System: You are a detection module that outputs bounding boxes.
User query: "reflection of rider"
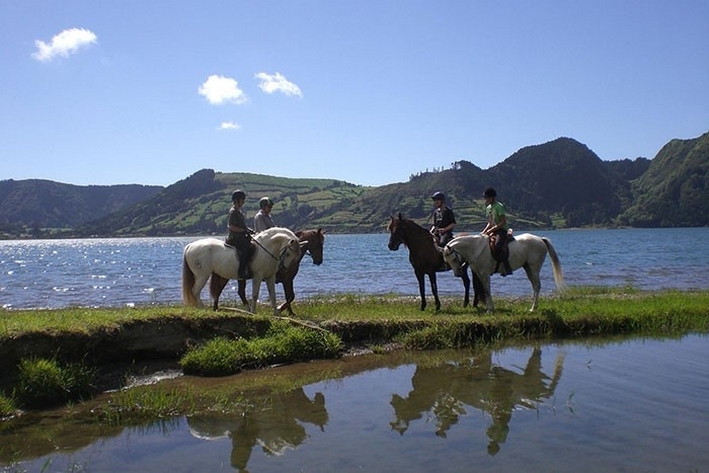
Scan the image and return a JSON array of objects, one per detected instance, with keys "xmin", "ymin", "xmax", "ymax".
[
  {"xmin": 390, "ymin": 347, "xmax": 565, "ymax": 456},
  {"xmin": 429, "ymin": 191, "xmax": 456, "ymax": 247},
  {"xmin": 187, "ymin": 389, "xmax": 328, "ymax": 473},
  {"xmin": 226, "ymin": 189, "xmax": 254, "ymax": 280},
  {"xmin": 481, "ymin": 187, "xmax": 513, "ymax": 276}
]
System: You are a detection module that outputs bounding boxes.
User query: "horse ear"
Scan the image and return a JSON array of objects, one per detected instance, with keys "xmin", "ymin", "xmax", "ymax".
[{"xmin": 398, "ymin": 212, "xmax": 403, "ymax": 219}]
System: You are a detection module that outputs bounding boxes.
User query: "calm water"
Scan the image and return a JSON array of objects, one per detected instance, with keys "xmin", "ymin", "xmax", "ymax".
[
  {"xmin": 2, "ymin": 228, "xmax": 709, "ymax": 310},
  {"xmin": 3, "ymin": 335, "xmax": 708, "ymax": 472}
]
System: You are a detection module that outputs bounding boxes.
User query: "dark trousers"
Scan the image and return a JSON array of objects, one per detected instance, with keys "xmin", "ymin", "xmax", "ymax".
[
  {"xmin": 493, "ymin": 229, "xmax": 512, "ymax": 274},
  {"xmin": 226, "ymin": 236, "xmax": 254, "ymax": 278}
]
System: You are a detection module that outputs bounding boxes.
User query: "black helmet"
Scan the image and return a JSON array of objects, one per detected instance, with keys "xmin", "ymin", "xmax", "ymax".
[
  {"xmin": 231, "ymin": 189, "xmax": 246, "ymax": 202},
  {"xmin": 431, "ymin": 191, "xmax": 445, "ymax": 201},
  {"xmin": 483, "ymin": 187, "xmax": 497, "ymax": 198}
]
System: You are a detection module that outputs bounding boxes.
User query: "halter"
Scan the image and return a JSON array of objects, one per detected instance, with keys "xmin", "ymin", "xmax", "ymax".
[
  {"xmin": 251, "ymin": 236, "xmax": 298, "ymax": 273},
  {"xmin": 446, "ymin": 247, "xmax": 466, "ymax": 269}
]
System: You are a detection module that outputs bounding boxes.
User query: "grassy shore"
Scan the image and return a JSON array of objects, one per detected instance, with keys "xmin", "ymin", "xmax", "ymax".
[{"xmin": 1, "ymin": 287, "xmax": 708, "ymax": 418}]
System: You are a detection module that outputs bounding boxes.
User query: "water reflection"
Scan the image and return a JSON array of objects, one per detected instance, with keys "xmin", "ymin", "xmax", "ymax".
[
  {"xmin": 390, "ymin": 347, "xmax": 564, "ymax": 455},
  {"xmin": 6, "ymin": 336, "xmax": 709, "ymax": 472},
  {"xmin": 187, "ymin": 389, "xmax": 328, "ymax": 472}
]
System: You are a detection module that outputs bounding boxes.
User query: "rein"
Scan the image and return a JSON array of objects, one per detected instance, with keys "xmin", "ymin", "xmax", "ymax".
[
  {"xmin": 252, "ymin": 235, "xmax": 297, "ymax": 272},
  {"xmin": 251, "ymin": 237, "xmax": 279, "ymax": 261}
]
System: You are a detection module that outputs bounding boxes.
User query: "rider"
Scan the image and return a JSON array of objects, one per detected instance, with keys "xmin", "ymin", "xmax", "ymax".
[
  {"xmin": 226, "ymin": 189, "xmax": 254, "ymax": 279},
  {"xmin": 429, "ymin": 191, "xmax": 456, "ymax": 247},
  {"xmin": 253, "ymin": 196, "xmax": 276, "ymax": 232},
  {"xmin": 481, "ymin": 187, "xmax": 513, "ymax": 276}
]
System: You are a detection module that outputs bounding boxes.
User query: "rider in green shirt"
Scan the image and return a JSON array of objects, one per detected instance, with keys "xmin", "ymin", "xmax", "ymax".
[{"xmin": 481, "ymin": 187, "xmax": 513, "ymax": 276}]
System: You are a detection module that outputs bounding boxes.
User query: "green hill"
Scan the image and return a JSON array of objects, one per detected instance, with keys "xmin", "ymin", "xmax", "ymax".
[
  {"xmin": 73, "ymin": 169, "xmax": 370, "ymax": 237},
  {"xmin": 0, "ymin": 179, "xmax": 162, "ymax": 238},
  {"xmin": 2, "ymin": 132, "xmax": 707, "ymax": 239},
  {"xmin": 618, "ymin": 132, "xmax": 709, "ymax": 227}
]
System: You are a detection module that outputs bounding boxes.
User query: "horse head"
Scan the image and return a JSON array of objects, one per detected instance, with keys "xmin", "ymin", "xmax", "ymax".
[
  {"xmin": 387, "ymin": 213, "xmax": 406, "ymax": 251},
  {"xmin": 296, "ymin": 228, "xmax": 325, "ymax": 265},
  {"xmin": 279, "ymin": 237, "xmax": 304, "ymax": 272},
  {"xmin": 443, "ymin": 243, "xmax": 466, "ymax": 277}
]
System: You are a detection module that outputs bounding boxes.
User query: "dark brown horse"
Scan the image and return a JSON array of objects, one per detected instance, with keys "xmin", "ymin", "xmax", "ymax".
[
  {"xmin": 210, "ymin": 228, "xmax": 325, "ymax": 315},
  {"xmin": 387, "ymin": 213, "xmax": 483, "ymax": 311}
]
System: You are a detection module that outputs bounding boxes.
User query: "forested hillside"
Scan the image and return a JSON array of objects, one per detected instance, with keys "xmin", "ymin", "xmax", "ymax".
[
  {"xmin": 1, "ymin": 132, "xmax": 707, "ymax": 239},
  {"xmin": 0, "ymin": 180, "xmax": 162, "ymax": 238},
  {"xmin": 618, "ymin": 132, "xmax": 709, "ymax": 227}
]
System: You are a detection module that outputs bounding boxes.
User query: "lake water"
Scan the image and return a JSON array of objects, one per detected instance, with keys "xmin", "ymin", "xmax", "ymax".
[
  {"xmin": 2, "ymin": 228, "xmax": 709, "ymax": 310},
  {"xmin": 3, "ymin": 334, "xmax": 708, "ymax": 472}
]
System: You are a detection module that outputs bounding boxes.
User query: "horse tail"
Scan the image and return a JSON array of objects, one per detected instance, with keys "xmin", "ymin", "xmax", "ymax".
[
  {"xmin": 542, "ymin": 238, "xmax": 566, "ymax": 291},
  {"xmin": 182, "ymin": 251, "xmax": 199, "ymax": 307}
]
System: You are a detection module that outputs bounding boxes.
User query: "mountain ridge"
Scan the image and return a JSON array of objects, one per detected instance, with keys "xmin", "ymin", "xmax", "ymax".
[{"xmin": 2, "ymin": 132, "xmax": 707, "ymax": 239}]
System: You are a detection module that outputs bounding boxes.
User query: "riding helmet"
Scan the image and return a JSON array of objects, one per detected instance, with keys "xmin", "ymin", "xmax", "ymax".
[
  {"xmin": 431, "ymin": 191, "xmax": 445, "ymax": 201},
  {"xmin": 259, "ymin": 196, "xmax": 274, "ymax": 208},
  {"xmin": 483, "ymin": 187, "xmax": 497, "ymax": 198},
  {"xmin": 231, "ymin": 189, "xmax": 246, "ymax": 202}
]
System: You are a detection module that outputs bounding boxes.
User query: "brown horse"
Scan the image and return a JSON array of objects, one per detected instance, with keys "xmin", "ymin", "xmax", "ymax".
[
  {"xmin": 387, "ymin": 213, "xmax": 483, "ymax": 311},
  {"xmin": 210, "ymin": 228, "xmax": 325, "ymax": 315}
]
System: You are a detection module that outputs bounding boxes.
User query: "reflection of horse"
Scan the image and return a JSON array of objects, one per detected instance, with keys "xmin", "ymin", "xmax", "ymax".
[
  {"xmin": 187, "ymin": 388, "xmax": 328, "ymax": 472},
  {"xmin": 444, "ymin": 233, "xmax": 565, "ymax": 312},
  {"xmin": 387, "ymin": 213, "xmax": 483, "ymax": 311},
  {"xmin": 212, "ymin": 229, "xmax": 326, "ymax": 315},
  {"xmin": 182, "ymin": 227, "xmax": 304, "ymax": 314},
  {"xmin": 390, "ymin": 347, "xmax": 565, "ymax": 455}
]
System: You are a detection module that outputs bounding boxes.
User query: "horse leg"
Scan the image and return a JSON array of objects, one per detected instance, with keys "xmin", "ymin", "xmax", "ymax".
[
  {"xmin": 250, "ymin": 276, "xmax": 263, "ymax": 314},
  {"xmin": 265, "ymin": 276, "xmax": 278, "ymax": 316},
  {"xmin": 472, "ymin": 271, "xmax": 485, "ymax": 308},
  {"xmin": 428, "ymin": 272, "xmax": 441, "ymax": 312},
  {"xmin": 415, "ymin": 269, "xmax": 427, "ymax": 311},
  {"xmin": 277, "ymin": 277, "xmax": 296, "ymax": 316},
  {"xmin": 481, "ymin": 273, "xmax": 494, "ymax": 312},
  {"xmin": 238, "ymin": 279, "xmax": 248, "ymax": 307},
  {"xmin": 523, "ymin": 263, "xmax": 541, "ymax": 312},
  {"xmin": 461, "ymin": 267, "xmax": 471, "ymax": 308},
  {"xmin": 209, "ymin": 273, "xmax": 230, "ymax": 311},
  {"xmin": 191, "ymin": 273, "xmax": 210, "ymax": 309}
]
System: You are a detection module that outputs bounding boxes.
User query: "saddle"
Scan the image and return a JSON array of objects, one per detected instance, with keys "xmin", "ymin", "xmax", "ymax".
[{"xmin": 489, "ymin": 229, "xmax": 514, "ymax": 262}]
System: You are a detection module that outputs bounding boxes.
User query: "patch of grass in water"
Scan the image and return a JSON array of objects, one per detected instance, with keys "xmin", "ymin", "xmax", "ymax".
[
  {"xmin": 179, "ymin": 321, "xmax": 343, "ymax": 377},
  {"xmin": 0, "ymin": 393, "xmax": 16, "ymax": 418},
  {"xmin": 12, "ymin": 358, "xmax": 95, "ymax": 409},
  {"xmin": 99, "ymin": 385, "xmax": 195, "ymax": 425}
]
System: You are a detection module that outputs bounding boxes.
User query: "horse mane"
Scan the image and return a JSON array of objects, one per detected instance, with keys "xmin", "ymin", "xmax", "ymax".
[{"xmin": 395, "ymin": 214, "xmax": 434, "ymax": 240}]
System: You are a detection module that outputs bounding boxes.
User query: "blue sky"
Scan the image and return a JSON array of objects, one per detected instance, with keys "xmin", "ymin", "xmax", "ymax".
[{"xmin": 2, "ymin": 1, "xmax": 708, "ymax": 187}]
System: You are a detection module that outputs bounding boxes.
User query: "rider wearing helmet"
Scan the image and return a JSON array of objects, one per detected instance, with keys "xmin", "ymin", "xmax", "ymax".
[
  {"xmin": 429, "ymin": 191, "xmax": 456, "ymax": 247},
  {"xmin": 481, "ymin": 187, "xmax": 513, "ymax": 276},
  {"xmin": 226, "ymin": 189, "xmax": 254, "ymax": 279},
  {"xmin": 254, "ymin": 196, "xmax": 276, "ymax": 233}
]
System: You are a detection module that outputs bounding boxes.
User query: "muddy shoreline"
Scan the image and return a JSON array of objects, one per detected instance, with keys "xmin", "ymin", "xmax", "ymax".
[{"xmin": 0, "ymin": 313, "xmax": 419, "ymax": 391}]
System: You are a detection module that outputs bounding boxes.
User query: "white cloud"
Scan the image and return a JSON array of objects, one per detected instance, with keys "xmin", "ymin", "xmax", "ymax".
[
  {"xmin": 198, "ymin": 75, "xmax": 247, "ymax": 105},
  {"xmin": 32, "ymin": 28, "xmax": 97, "ymax": 62},
  {"xmin": 218, "ymin": 121, "xmax": 241, "ymax": 131},
  {"xmin": 255, "ymin": 72, "xmax": 303, "ymax": 97}
]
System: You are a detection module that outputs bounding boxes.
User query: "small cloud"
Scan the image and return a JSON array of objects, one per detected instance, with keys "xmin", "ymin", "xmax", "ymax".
[
  {"xmin": 198, "ymin": 75, "xmax": 247, "ymax": 105},
  {"xmin": 218, "ymin": 121, "xmax": 241, "ymax": 131},
  {"xmin": 32, "ymin": 28, "xmax": 97, "ymax": 62},
  {"xmin": 255, "ymin": 72, "xmax": 303, "ymax": 97}
]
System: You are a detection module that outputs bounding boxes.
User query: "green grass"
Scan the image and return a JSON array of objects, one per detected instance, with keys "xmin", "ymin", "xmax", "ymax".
[
  {"xmin": 179, "ymin": 321, "xmax": 343, "ymax": 376},
  {"xmin": 12, "ymin": 358, "xmax": 95, "ymax": 409},
  {"xmin": 0, "ymin": 393, "xmax": 15, "ymax": 418}
]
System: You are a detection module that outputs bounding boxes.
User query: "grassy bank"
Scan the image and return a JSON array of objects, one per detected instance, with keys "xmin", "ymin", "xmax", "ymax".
[{"xmin": 1, "ymin": 287, "xmax": 708, "ymax": 415}]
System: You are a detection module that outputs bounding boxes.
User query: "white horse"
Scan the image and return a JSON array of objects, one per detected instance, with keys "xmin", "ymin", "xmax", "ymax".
[
  {"xmin": 182, "ymin": 227, "xmax": 305, "ymax": 314},
  {"xmin": 443, "ymin": 233, "xmax": 565, "ymax": 312}
]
